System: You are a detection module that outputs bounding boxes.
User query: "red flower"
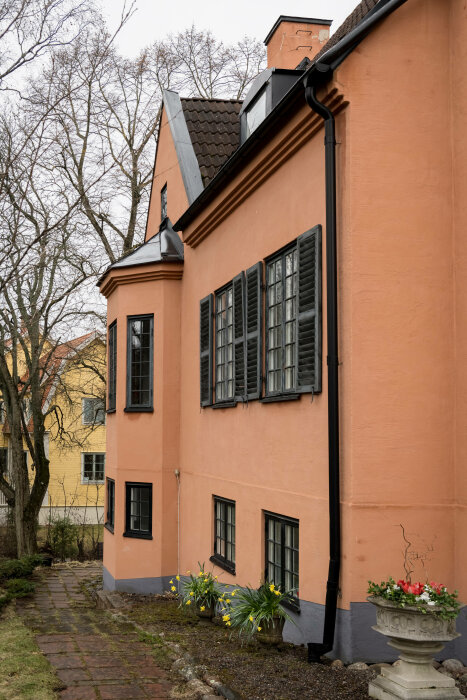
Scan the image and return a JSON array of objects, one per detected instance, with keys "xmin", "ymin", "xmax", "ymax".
[
  {"xmin": 430, "ymin": 581, "xmax": 443, "ymax": 595},
  {"xmin": 407, "ymin": 582, "xmax": 423, "ymax": 595},
  {"xmin": 397, "ymin": 580, "xmax": 410, "ymax": 593}
]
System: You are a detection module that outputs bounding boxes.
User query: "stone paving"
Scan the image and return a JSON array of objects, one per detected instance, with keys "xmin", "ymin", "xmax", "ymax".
[{"xmin": 14, "ymin": 563, "xmax": 174, "ymax": 700}]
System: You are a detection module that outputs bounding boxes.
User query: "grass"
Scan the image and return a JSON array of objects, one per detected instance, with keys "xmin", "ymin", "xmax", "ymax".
[
  {"xmin": 37, "ymin": 523, "xmax": 103, "ymax": 555},
  {"xmin": 0, "ymin": 606, "xmax": 63, "ymax": 699}
]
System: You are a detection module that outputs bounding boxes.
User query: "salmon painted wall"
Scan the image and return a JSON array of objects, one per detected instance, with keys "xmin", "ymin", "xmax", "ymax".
[
  {"xmin": 145, "ymin": 106, "xmax": 190, "ymax": 242},
  {"xmin": 103, "ymin": 264, "xmax": 182, "ymax": 581},
  {"xmin": 335, "ymin": 0, "xmax": 458, "ymax": 602},
  {"xmin": 451, "ymin": 0, "xmax": 467, "ymax": 598}
]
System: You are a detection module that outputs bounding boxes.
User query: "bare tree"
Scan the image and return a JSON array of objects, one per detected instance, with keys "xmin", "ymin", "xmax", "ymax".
[
  {"xmin": 28, "ymin": 23, "xmax": 265, "ymax": 264},
  {"xmin": 0, "ymin": 113, "xmax": 96, "ymax": 555}
]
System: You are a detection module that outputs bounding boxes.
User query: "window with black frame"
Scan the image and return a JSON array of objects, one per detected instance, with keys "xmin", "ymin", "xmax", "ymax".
[
  {"xmin": 0, "ymin": 448, "xmax": 7, "ymax": 476},
  {"xmin": 161, "ymin": 184, "xmax": 167, "ymax": 221},
  {"xmin": 126, "ymin": 315, "xmax": 153, "ymax": 410},
  {"xmin": 82, "ymin": 453, "xmax": 105, "ymax": 483},
  {"xmin": 265, "ymin": 512, "xmax": 299, "ymax": 596},
  {"xmin": 124, "ymin": 482, "xmax": 152, "ymax": 539},
  {"xmin": 210, "ymin": 496, "xmax": 235, "ymax": 573},
  {"xmin": 266, "ymin": 247, "xmax": 298, "ymax": 394},
  {"xmin": 215, "ymin": 286, "xmax": 234, "ymax": 402},
  {"xmin": 108, "ymin": 321, "xmax": 117, "ymax": 411},
  {"xmin": 106, "ymin": 478, "xmax": 115, "ymax": 531}
]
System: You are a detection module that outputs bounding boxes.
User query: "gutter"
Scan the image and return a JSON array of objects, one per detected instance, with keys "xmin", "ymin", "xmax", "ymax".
[{"xmin": 303, "ymin": 0, "xmax": 408, "ymax": 662}]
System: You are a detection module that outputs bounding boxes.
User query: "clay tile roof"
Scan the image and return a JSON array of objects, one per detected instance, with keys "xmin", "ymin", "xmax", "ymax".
[
  {"xmin": 314, "ymin": 0, "xmax": 379, "ymax": 62},
  {"xmin": 181, "ymin": 98, "xmax": 243, "ymax": 187}
]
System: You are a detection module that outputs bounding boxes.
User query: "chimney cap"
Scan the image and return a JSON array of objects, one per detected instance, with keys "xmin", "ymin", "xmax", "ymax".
[{"xmin": 264, "ymin": 15, "xmax": 333, "ymax": 46}]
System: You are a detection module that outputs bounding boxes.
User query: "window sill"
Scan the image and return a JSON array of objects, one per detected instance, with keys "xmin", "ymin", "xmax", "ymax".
[
  {"xmin": 212, "ymin": 401, "xmax": 237, "ymax": 410},
  {"xmin": 81, "ymin": 481, "xmax": 105, "ymax": 486},
  {"xmin": 123, "ymin": 531, "xmax": 153, "ymax": 540},
  {"xmin": 106, "ymin": 408, "xmax": 116, "ymax": 414},
  {"xmin": 104, "ymin": 522, "xmax": 114, "ymax": 534},
  {"xmin": 282, "ymin": 596, "xmax": 301, "ymax": 614},
  {"xmin": 260, "ymin": 393, "xmax": 300, "ymax": 403},
  {"xmin": 209, "ymin": 555, "xmax": 236, "ymax": 575},
  {"xmin": 124, "ymin": 406, "xmax": 154, "ymax": 413}
]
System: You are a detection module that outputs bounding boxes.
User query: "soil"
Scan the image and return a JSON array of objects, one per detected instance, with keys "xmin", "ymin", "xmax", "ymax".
[{"xmin": 122, "ymin": 593, "xmax": 376, "ymax": 700}]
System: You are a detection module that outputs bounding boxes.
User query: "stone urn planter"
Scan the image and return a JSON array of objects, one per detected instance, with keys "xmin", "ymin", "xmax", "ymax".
[
  {"xmin": 255, "ymin": 616, "xmax": 285, "ymax": 645},
  {"xmin": 195, "ymin": 602, "xmax": 216, "ymax": 620},
  {"xmin": 368, "ymin": 596, "xmax": 465, "ymax": 699}
]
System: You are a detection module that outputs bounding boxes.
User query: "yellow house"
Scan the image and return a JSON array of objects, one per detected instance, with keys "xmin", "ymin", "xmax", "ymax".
[{"xmin": 0, "ymin": 331, "xmax": 106, "ymax": 525}]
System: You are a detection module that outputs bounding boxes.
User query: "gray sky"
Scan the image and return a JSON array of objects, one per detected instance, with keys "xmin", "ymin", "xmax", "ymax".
[{"xmin": 98, "ymin": 0, "xmax": 360, "ymax": 55}]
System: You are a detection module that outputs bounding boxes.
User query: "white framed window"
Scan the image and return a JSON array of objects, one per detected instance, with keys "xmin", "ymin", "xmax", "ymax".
[
  {"xmin": 82, "ymin": 397, "xmax": 105, "ymax": 425},
  {"xmin": 81, "ymin": 452, "xmax": 105, "ymax": 484}
]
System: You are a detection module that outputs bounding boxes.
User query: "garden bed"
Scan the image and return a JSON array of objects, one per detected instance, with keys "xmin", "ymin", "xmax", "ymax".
[{"xmin": 121, "ymin": 593, "xmax": 376, "ymax": 700}]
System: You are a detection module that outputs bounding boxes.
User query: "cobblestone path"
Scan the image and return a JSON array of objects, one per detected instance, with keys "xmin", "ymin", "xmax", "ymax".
[{"xmin": 14, "ymin": 563, "xmax": 174, "ymax": 700}]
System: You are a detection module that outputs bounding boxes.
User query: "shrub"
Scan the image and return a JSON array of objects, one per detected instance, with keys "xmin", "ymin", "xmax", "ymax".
[
  {"xmin": 5, "ymin": 578, "xmax": 35, "ymax": 598},
  {"xmin": 49, "ymin": 517, "xmax": 78, "ymax": 561},
  {"xmin": 0, "ymin": 557, "xmax": 37, "ymax": 580}
]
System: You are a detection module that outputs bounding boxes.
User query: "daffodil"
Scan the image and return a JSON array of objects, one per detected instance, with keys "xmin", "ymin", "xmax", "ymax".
[
  {"xmin": 226, "ymin": 621, "xmax": 231, "ymax": 627},
  {"xmin": 249, "ymin": 615, "xmax": 254, "ymax": 622},
  {"xmin": 231, "ymin": 590, "xmax": 236, "ymax": 597},
  {"xmin": 226, "ymin": 599, "xmax": 231, "ymax": 604},
  {"xmin": 171, "ymin": 585, "xmax": 176, "ymax": 592},
  {"xmin": 222, "ymin": 614, "xmax": 230, "ymax": 621},
  {"xmin": 186, "ymin": 600, "xmax": 192, "ymax": 605},
  {"xmin": 176, "ymin": 575, "xmax": 180, "ymax": 581},
  {"xmin": 199, "ymin": 571, "xmax": 203, "ymax": 576},
  {"xmin": 274, "ymin": 590, "xmax": 280, "ymax": 596},
  {"xmin": 200, "ymin": 606, "xmax": 205, "ymax": 611},
  {"xmin": 269, "ymin": 584, "xmax": 275, "ymax": 592},
  {"xmin": 257, "ymin": 626, "xmax": 262, "ymax": 631},
  {"xmin": 169, "ymin": 579, "xmax": 173, "ymax": 584},
  {"xmin": 190, "ymin": 591, "xmax": 194, "ymax": 596}
]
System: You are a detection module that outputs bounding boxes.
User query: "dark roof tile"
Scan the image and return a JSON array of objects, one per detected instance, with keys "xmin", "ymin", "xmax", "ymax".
[{"xmin": 181, "ymin": 98, "xmax": 242, "ymax": 186}]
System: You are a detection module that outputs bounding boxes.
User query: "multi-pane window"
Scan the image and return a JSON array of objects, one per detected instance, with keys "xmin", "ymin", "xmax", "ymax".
[
  {"xmin": 126, "ymin": 315, "xmax": 154, "ymax": 410},
  {"xmin": 82, "ymin": 398, "xmax": 105, "ymax": 425},
  {"xmin": 215, "ymin": 287, "xmax": 234, "ymax": 402},
  {"xmin": 0, "ymin": 448, "xmax": 8, "ymax": 476},
  {"xmin": 266, "ymin": 248, "xmax": 298, "ymax": 394},
  {"xmin": 106, "ymin": 478, "xmax": 115, "ymax": 531},
  {"xmin": 82, "ymin": 453, "xmax": 105, "ymax": 483},
  {"xmin": 125, "ymin": 482, "xmax": 152, "ymax": 538},
  {"xmin": 108, "ymin": 321, "xmax": 117, "ymax": 411},
  {"xmin": 161, "ymin": 184, "xmax": 167, "ymax": 221},
  {"xmin": 211, "ymin": 496, "xmax": 235, "ymax": 573},
  {"xmin": 200, "ymin": 226, "xmax": 321, "ymax": 407},
  {"xmin": 265, "ymin": 512, "xmax": 299, "ymax": 595}
]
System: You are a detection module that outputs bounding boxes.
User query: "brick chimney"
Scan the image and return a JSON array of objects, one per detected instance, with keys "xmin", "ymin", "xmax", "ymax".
[{"xmin": 264, "ymin": 16, "xmax": 332, "ymax": 70}]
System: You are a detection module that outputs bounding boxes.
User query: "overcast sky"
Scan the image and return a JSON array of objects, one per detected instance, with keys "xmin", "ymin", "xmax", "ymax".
[{"xmin": 98, "ymin": 0, "xmax": 360, "ymax": 55}]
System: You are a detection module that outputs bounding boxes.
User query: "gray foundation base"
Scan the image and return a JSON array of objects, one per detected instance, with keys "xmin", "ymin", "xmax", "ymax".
[
  {"xmin": 369, "ymin": 675, "xmax": 464, "ymax": 699},
  {"xmin": 102, "ymin": 568, "xmax": 467, "ymax": 664}
]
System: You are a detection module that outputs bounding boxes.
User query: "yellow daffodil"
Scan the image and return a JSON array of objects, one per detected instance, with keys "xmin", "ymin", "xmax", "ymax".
[
  {"xmin": 222, "ymin": 614, "xmax": 230, "ymax": 621},
  {"xmin": 226, "ymin": 621, "xmax": 231, "ymax": 627},
  {"xmin": 186, "ymin": 600, "xmax": 192, "ymax": 605},
  {"xmin": 257, "ymin": 626, "xmax": 262, "ymax": 631},
  {"xmin": 214, "ymin": 576, "xmax": 218, "ymax": 580},
  {"xmin": 176, "ymin": 575, "xmax": 180, "ymax": 581},
  {"xmin": 274, "ymin": 590, "xmax": 280, "ymax": 596},
  {"xmin": 190, "ymin": 591, "xmax": 194, "ymax": 596},
  {"xmin": 269, "ymin": 584, "xmax": 275, "ymax": 592},
  {"xmin": 226, "ymin": 599, "xmax": 231, "ymax": 604},
  {"xmin": 200, "ymin": 606, "xmax": 205, "ymax": 611},
  {"xmin": 231, "ymin": 590, "xmax": 236, "ymax": 597},
  {"xmin": 169, "ymin": 579, "xmax": 173, "ymax": 584},
  {"xmin": 199, "ymin": 571, "xmax": 203, "ymax": 576},
  {"xmin": 171, "ymin": 585, "xmax": 176, "ymax": 592},
  {"xmin": 249, "ymin": 615, "xmax": 254, "ymax": 622}
]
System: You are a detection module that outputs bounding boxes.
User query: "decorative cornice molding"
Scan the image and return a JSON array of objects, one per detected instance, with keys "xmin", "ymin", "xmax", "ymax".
[
  {"xmin": 183, "ymin": 89, "xmax": 347, "ymax": 248},
  {"xmin": 100, "ymin": 265, "xmax": 183, "ymax": 298}
]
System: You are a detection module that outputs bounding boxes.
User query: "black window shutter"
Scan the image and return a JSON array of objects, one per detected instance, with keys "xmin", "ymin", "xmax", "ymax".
[
  {"xmin": 233, "ymin": 272, "xmax": 246, "ymax": 401},
  {"xmin": 200, "ymin": 294, "xmax": 213, "ymax": 406},
  {"xmin": 296, "ymin": 225, "xmax": 322, "ymax": 394},
  {"xmin": 245, "ymin": 262, "xmax": 263, "ymax": 400}
]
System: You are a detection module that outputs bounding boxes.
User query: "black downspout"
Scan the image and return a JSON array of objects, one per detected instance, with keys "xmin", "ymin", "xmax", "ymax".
[{"xmin": 304, "ymin": 78, "xmax": 341, "ymax": 663}]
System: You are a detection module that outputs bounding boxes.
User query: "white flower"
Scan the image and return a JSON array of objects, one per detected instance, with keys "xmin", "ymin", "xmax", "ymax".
[
  {"xmin": 419, "ymin": 592, "xmax": 430, "ymax": 602},
  {"xmin": 427, "ymin": 600, "xmax": 436, "ymax": 606},
  {"xmin": 393, "ymin": 585, "xmax": 400, "ymax": 591}
]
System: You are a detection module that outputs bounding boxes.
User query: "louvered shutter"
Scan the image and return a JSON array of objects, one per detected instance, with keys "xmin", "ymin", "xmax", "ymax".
[
  {"xmin": 296, "ymin": 225, "xmax": 322, "ymax": 393},
  {"xmin": 233, "ymin": 272, "xmax": 246, "ymax": 401},
  {"xmin": 200, "ymin": 294, "xmax": 213, "ymax": 406},
  {"xmin": 245, "ymin": 262, "xmax": 263, "ymax": 400}
]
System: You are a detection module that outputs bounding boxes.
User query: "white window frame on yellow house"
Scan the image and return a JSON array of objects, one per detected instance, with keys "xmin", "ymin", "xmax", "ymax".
[
  {"xmin": 81, "ymin": 397, "xmax": 106, "ymax": 426},
  {"xmin": 81, "ymin": 452, "xmax": 105, "ymax": 485}
]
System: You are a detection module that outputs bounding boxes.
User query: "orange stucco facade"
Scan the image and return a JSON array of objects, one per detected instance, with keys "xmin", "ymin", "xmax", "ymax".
[{"xmin": 99, "ymin": 0, "xmax": 467, "ymax": 661}]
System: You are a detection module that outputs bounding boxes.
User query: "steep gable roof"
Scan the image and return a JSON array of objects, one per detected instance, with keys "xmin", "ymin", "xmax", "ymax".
[
  {"xmin": 181, "ymin": 98, "xmax": 243, "ymax": 187},
  {"xmin": 314, "ymin": 0, "xmax": 379, "ymax": 62}
]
